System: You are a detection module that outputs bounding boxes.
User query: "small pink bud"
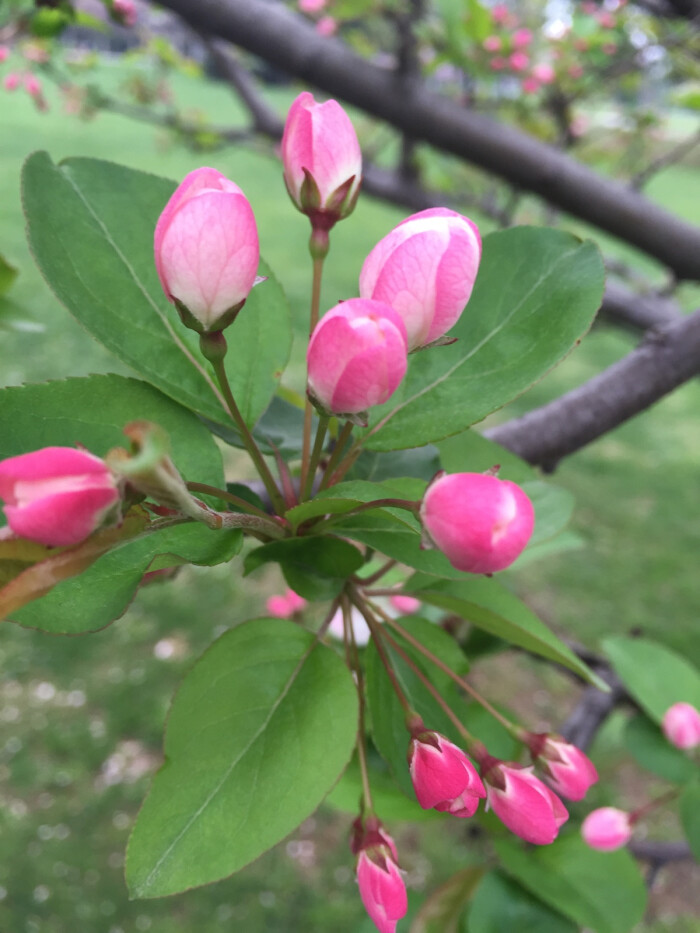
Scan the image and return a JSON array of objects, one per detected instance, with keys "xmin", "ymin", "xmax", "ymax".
[
  {"xmin": 482, "ymin": 35, "xmax": 502, "ymax": 52},
  {"xmin": 0, "ymin": 46, "xmax": 9, "ymax": 63},
  {"xmin": 490, "ymin": 56, "xmax": 507, "ymax": 71},
  {"xmin": 359, "ymin": 208, "xmax": 481, "ymax": 350},
  {"xmin": 0, "ymin": 447, "xmax": 120, "ymax": 548},
  {"xmin": 3, "ymin": 72, "xmax": 20, "ymax": 92},
  {"xmin": 113, "ymin": 0, "xmax": 137, "ymax": 27},
  {"xmin": 597, "ymin": 11, "xmax": 616, "ymax": 28},
  {"xmin": 389, "ymin": 594, "xmax": 421, "ymax": 615},
  {"xmin": 315, "ymin": 15, "xmax": 337, "ymax": 36},
  {"xmin": 662, "ymin": 702, "xmax": 700, "ymax": 750},
  {"xmin": 265, "ymin": 588, "xmax": 307, "ymax": 619},
  {"xmin": 512, "ymin": 28, "xmax": 533, "ymax": 49},
  {"xmin": 354, "ymin": 822, "xmax": 407, "ymax": 933},
  {"xmin": 154, "ymin": 167, "xmax": 260, "ymax": 333},
  {"xmin": 299, "ymin": 0, "xmax": 326, "ymax": 11},
  {"xmin": 307, "ymin": 298, "xmax": 408, "ymax": 418},
  {"xmin": 409, "ymin": 733, "xmax": 485, "ymax": 817},
  {"xmin": 528, "ymin": 733, "xmax": 598, "ymax": 801},
  {"xmin": 482, "ymin": 760, "xmax": 569, "ymax": 845},
  {"xmin": 509, "ymin": 51, "xmax": 530, "ymax": 72},
  {"xmin": 581, "ymin": 807, "xmax": 632, "ymax": 851},
  {"xmin": 522, "ymin": 77, "xmax": 540, "ymax": 94},
  {"xmin": 491, "ymin": 4, "xmax": 510, "ymax": 25},
  {"xmin": 281, "ymin": 92, "xmax": 362, "ymax": 225},
  {"xmin": 532, "ymin": 63, "xmax": 556, "ymax": 84},
  {"xmin": 24, "ymin": 74, "xmax": 41, "ymax": 97},
  {"xmin": 420, "ymin": 472, "xmax": 534, "ymax": 574}
]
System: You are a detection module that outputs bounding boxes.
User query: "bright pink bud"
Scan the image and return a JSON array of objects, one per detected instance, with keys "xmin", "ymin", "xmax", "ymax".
[
  {"xmin": 512, "ymin": 28, "xmax": 533, "ymax": 48},
  {"xmin": 409, "ymin": 733, "xmax": 486, "ymax": 817},
  {"xmin": 0, "ymin": 447, "xmax": 120, "ymax": 548},
  {"xmin": 0, "ymin": 46, "xmax": 9, "ymax": 62},
  {"xmin": 113, "ymin": 0, "xmax": 137, "ymax": 27},
  {"xmin": 483, "ymin": 761, "xmax": 568, "ymax": 845},
  {"xmin": 24, "ymin": 74, "xmax": 41, "ymax": 97},
  {"xmin": 522, "ymin": 77, "xmax": 540, "ymax": 94},
  {"xmin": 355, "ymin": 827, "xmax": 407, "ymax": 933},
  {"xmin": 307, "ymin": 298, "xmax": 408, "ymax": 418},
  {"xmin": 420, "ymin": 472, "xmax": 534, "ymax": 574},
  {"xmin": 491, "ymin": 4, "xmax": 510, "ymax": 24},
  {"xmin": 662, "ymin": 702, "xmax": 700, "ymax": 750},
  {"xmin": 281, "ymin": 92, "xmax": 362, "ymax": 224},
  {"xmin": 265, "ymin": 588, "xmax": 307, "ymax": 618},
  {"xmin": 581, "ymin": 807, "xmax": 632, "ymax": 851},
  {"xmin": 529, "ymin": 733, "xmax": 598, "ymax": 801},
  {"xmin": 359, "ymin": 208, "xmax": 481, "ymax": 350},
  {"xmin": 315, "ymin": 15, "xmax": 337, "ymax": 36},
  {"xmin": 3, "ymin": 72, "xmax": 20, "ymax": 92},
  {"xmin": 299, "ymin": 0, "xmax": 326, "ymax": 11},
  {"xmin": 532, "ymin": 63, "xmax": 556, "ymax": 84},
  {"xmin": 482, "ymin": 35, "xmax": 502, "ymax": 52},
  {"xmin": 154, "ymin": 167, "xmax": 259, "ymax": 333},
  {"xmin": 509, "ymin": 51, "xmax": 530, "ymax": 72},
  {"xmin": 389, "ymin": 594, "xmax": 421, "ymax": 615}
]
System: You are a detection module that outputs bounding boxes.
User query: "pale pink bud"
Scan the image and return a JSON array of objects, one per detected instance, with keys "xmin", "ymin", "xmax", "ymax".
[
  {"xmin": 265, "ymin": 589, "xmax": 308, "ymax": 619},
  {"xmin": 24, "ymin": 74, "xmax": 41, "ymax": 97},
  {"xmin": 0, "ymin": 46, "xmax": 9, "ymax": 63},
  {"xmin": 483, "ymin": 761, "xmax": 569, "ymax": 845},
  {"xmin": 355, "ymin": 831, "xmax": 407, "ymax": 933},
  {"xmin": 359, "ymin": 208, "xmax": 481, "ymax": 350},
  {"xmin": 509, "ymin": 51, "xmax": 530, "ymax": 72},
  {"xmin": 512, "ymin": 28, "xmax": 533, "ymax": 49},
  {"xmin": 409, "ymin": 733, "xmax": 485, "ymax": 818},
  {"xmin": 154, "ymin": 167, "xmax": 259, "ymax": 333},
  {"xmin": 522, "ymin": 77, "xmax": 540, "ymax": 94},
  {"xmin": 113, "ymin": 0, "xmax": 137, "ymax": 27},
  {"xmin": 532, "ymin": 62, "xmax": 556, "ymax": 84},
  {"xmin": 327, "ymin": 606, "xmax": 372, "ymax": 645},
  {"xmin": 597, "ymin": 11, "xmax": 616, "ymax": 28},
  {"xmin": 307, "ymin": 298, "xmax": 408, "ymax": 418},
  {"xmin": 0, "ymin": 447, "xmax": 120, "ymax": 548},
  {"xmin": 299, "ymin": 0, "xmax": 326, "ymax": 11},
  {"xmin": 315, "ymin": 15, "xmax": 337, "ymax": 36},
  {"xmin": 491, "ymin": 4, "xmax": 510, "ymax": 25},
  {"xmin": 490, "ymin": 56, "xmax": 507, "ymax": 71},
  {"xmin": 662, "ymin": 702, "xmax": 700, "ymax": 750},
  {"xmin": 281, "ymin": 92, "xmax": 362, "ymax": 224},
  {"xmin": 581, "ymin": 807, "xmax": 632, "ymax": 851},
  {"xmin": 389, "ymin": 594, "xmax": 421, "ymax": 615},
  {"xmin": 3, "ymin": 72, "xmax": 20, "ymax": 92},
  {"xmin": 482, "ymin": 35, "xmax": 502, "ymax": 52},
  {"xmin": 528, "ymin": 733, "xmax": 598, "ymax": 801},
  {"xmin": 420, "ymin": 472, "xmax": 534, "ymax": 574}
]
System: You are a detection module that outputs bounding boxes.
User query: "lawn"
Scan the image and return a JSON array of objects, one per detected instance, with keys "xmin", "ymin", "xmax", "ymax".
[{"xmin": 0, "ymin": 55, "xmax": 698, "ymax": 932}]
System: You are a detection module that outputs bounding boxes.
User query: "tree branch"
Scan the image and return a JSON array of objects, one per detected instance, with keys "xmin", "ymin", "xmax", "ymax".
[
  {"xmin": 154, "ymin": 0, "xmax": 700, "ymax": 280},
  {"xmin": 485, "ymin": 308, "xmax": 700, "ymax": 469}
]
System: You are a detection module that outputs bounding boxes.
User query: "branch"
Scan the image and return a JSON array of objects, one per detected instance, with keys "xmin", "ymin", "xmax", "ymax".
[
  {"xmin": 631, "ymin": 128, "xmax": 700, "ymax": 191},
  {"xmin": 485, "ymin": 308, "xmax": 700, "ymax": 469},
  {"xmin": 600, "ymin": 279, "xmax": 683, "ymax": 332},
  {"xmin": 154, "ymin": 0, "xmax": 700, "ymax": 280},
  {"xmin": 560, "ymin": 668, "xmax": 628, "ymax": 751}
]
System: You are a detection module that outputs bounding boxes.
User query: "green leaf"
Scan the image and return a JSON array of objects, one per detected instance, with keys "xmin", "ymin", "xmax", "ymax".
[
  {"xmin": 244, "ymin": 536, "xmax": 364, "ymax": 601},
  {"xmin": 522, "ymin": 482, "xmax": 575, "ymax": 549},
  {"xmin": 126, "ymin": 619, "xmax": 358, "ymax": 897},
  {"xmin": 22, "ymin": 153, "xmax": 291, "ymax": 429},
  {"xmin": 326, "ymin": 753, "xmax": 439, "ymax": 823},
  {"xmin": 361, "ymin": 228, "xmax": 604, "ymax": 451},
  {"xmin": 603, "ymin": 636, "xmax": 700, "ymax": 724},
  {"xmin": 406, "ymin": 575, "xmax": 607, "ymax": 689},
  {"xmin": 11, "ymin": 521, "xmax": 242, "ymax": 634},
  {"xmin": 624, "ymin": 714, "xmax": 698, "ymax": 785},
  {"xmin": 366, "ymin": 617, "xmax": 471, "ymax": 797},
  {"xmin": 0, "ymin": 251, "xmax": 18, "ymax": 295},
  {"xmin": 0, "ymin": 374, "xmax": 225, "ymax": 489},
  {"xmin": 467, "ymin": 871, "xmax": 577, "ymax": 933},
  {"xmin": 679, "ymin": 781, "xmax": 700, "ymax": 862},
  {"xmin": 284, "ymin": 479, "xmax": 421, "ymax": 531},
  {"xmin": 351, "ymin": 445, "xmax": 442, "ymax": 483},
  {"xmin": 437, "ymin": 430, "xmax": 534, "ymax": 483},
  {"xmin": 495, "ymin": 835, "xmax": 647, "ymax": 933},
  {"xmin": 411, "ymin": 867, "xmax": 484, "ymax": 933}
]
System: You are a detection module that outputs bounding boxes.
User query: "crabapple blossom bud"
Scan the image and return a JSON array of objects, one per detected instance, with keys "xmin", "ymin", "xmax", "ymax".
[
  {"xmin": 113, "ymin": 0, "xmax": 137, "ymax": 27},
  {"xmin": 265, "ymin": 588, "xmax": 308, "ymax": 619},
  {"xmin": 328, "ymin": 606, "xmax": 372, "ymax": 645},
  {"xmin": 420, "ymin": 472, "xmax": 534, "ymax": 574},
  {"xmin": 353, "ymin": 821, "xmax": 407, "ymax": 933},
  {"xmin": 491, "ymin": 4, "xmax": 510, "ymax": 24},
  {"xmin": 359, "ymin": 208, "xmax": 481, "ymax": 350},
  {"xmin": 307, "ymin": 298, "xmax": 408, "ymax": 419},
  {"xmin": 528, "ymin": 733, "xmax": 598, "ymax": 801},
  {"xmin": 490, "ymin": 57, "xmax": 507, "ymax": 71},
  {"xmin": 154, "ymin": 167, "xmax": 259, "ymax": 334},
  {"xmin": 532, "ymin": 62, "xmax": 556, "ymax": 84},
  {"xmin": 24, "ymin": 74, "xmax": 41, "ymax": 97},
  {"xmin": 299, "ymin": 0, "xmax": 326, "ymax": 11},
  {"xmin": 512, "ymin": 28, "xmax": 533, "ymax": 48},
  {"xmin": 3, "ymin": 72, "xmax": 20, "ymax": 91},
  {"xmin": 509, "ymin": 51, "xmax": 530, "ymax": 71},
  {"xmin": 409, "ymin": 732, "xmax": 486, "ymax": 817},
  {"xmin": 0, "ymin": 46, "xmax": 9, "ymax": 62},
  {"xmin": 0, "ymin": 447, "xmax": 120, "ymax": 548},
  {"xmin": 581, "ymin": 807, "xmax": 632, "ymax": 852},
  {"xmin": 483, "ymin": 36, "xmax": 502, "ymax": 52},
  {"xmin": 662, "ymin": 702, "xmax": 700, "ymax": 750},
  {"xmin": 481, "ymin": 759, "xmax": 569, "ymax": 845},
  {"xmin": 522, "ymin": 77, "xmax": 540, "ymax": 94},
  {"xmin": 389, "ymin": 594, "xmax": 421, "ymax": 615},
  {"xmin": 316, "ymin": 16, "xmax": 337, "ymax": 36},
  {"xmin": 281, "ymin": 92, "xmax": 362, "ymax": 228}
]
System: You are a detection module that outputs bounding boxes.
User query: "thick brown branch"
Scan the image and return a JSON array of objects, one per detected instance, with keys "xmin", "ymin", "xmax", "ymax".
[
  {"xmin": 155, "ymin": 0, "xmax": 700, "ymax": 280},
  {"xmin": 485, "ymin": 308, "xmax": 700, "ymax": 469}
]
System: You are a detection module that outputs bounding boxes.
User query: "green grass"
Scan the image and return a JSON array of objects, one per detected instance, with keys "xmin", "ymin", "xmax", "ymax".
[{"xmin": 0, "ymin": 57, "xmax": 699, "ymax": 931}]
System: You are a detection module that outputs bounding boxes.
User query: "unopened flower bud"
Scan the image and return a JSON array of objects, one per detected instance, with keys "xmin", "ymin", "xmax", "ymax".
[
  {"xmin": 527, "ymin": 732, "xmax": 598, "ymax": 801},
  {"xmin": 481, "ymin": 759, "xmax": 568, "ymax": 845},
  {"xmin": 307, "ymin": 298, "xmax": 408, "ymax": 421},
  {"xmin": 389, "ymin": 594, "xmax": 421, "ymax": 615},
  {"xmin": 353, "ymin": 819, "xmax": 407, "ymax": 933},
  {"xmin": 265, "ymin": 588, "xmax": 308, "ymax": 619},
  {"xmin": 420, "ymin": 472, "xmax": 534, "ymax": 574},
  {"xmin": 154, "ymin": 167, "xmax": 260, "ymax": 334},
  {"xmin": 3, "ymin": 72, "xmax": 20, "ymax": 92},
  {"xmin": 0, "ymin": 447, "xmax": 120, "ymax": 547},
  {"xmin": 359, "ymin": 208, "xmax": 481, "ymax": 351},
  {"xmin": 112, "ymin": 0, "xmax": 137, "ymax": 27},
  {"xmin": 662, "ymin": 702, "xmax": 700, "ymax": 750},
  {"xmin": 409, "ymin": 732, "xmax": 485, "ymax": 817},
  {"xmin": 581, "ymin": 807, "xmax": 632, "ymax": 851}
]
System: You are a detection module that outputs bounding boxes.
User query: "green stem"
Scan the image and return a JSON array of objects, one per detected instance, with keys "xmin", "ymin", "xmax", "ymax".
[
  {"xmin": 359, "ymin": 559, "xmax": 397, "ymax": 587},
  {"xmin": 186, "ymin": 482, "xmax": 274, "ymax": 521},
  {"xmin": 342, "ymin": 596, "xmax": 374, "ymax": 814},
  {"xmin": 630, "ymin": 788, "xmax": 679, "ymax": 824},
  {"xmin": 300, "ymin": 254, "xmax": 326, "ymax": 497},
  {"xmin": 312, "ymin": 498, "xmax": 420, "ymax": 534},
  {"xmin": 302, "ymin": 415, "xmax": 329, "ymax": 502},
  {"xmin": 350, "ymin": 592, "xmax": 414, "ymax": 717},
  {"xmin": 202, "ymin": 335, "xmax": 286, "ymax": 515},
  {"xmin": 319, "ymin": 421, "xmax": 355, "ymax": 490},
  {"xmin": 323, "ymin": 436, "xmax": 364, "ymax": 488}
]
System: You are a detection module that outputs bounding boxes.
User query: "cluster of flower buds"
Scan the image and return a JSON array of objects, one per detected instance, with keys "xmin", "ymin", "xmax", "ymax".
[
  {"xmin": 265, "ymin": 588, "xmax": 308, "ymax": 619},
  {"xmin": 3, "ymin": 70, "xmax": 47, "ymax": 111}
]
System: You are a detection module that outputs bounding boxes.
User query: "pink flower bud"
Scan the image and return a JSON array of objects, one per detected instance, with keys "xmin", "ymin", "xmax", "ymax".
[
  {"xmin": 522, "ymin": 77, "xmax": 540, "ymax": 94},
  {"xmin": 359, "ymin": 208, "xmax": 481, "ymax": 350},
  {"xmin": 662, "ymin": 702, "xmax": 700, "ymax": 750},
  {"xmin": 113, "ymin": 0, "xmax": 137, "ymax": 27},
  {"xmin": 315, "ymin": 15, "xmax": 337, "ymax": 36},
  {"xmin": 489, "ymin": 56, "xmax": 507, "ymax": 71},
  {"xmin": 491, "ymin": 4, "xmax": 510, "ymax": 25},
  {"xmin": 299, "ymin": 0, "xmax": 326, "ymax": 11},
  {"xmin": 328, "ymin": 606, "xmax": 372, "ymax": 644},
  {"xmin": 482, "ymin": 35, "xmax": 502, "ymax": 52},
  {"xmin": 0, "ymin": 447, "xmax": 120, "ymax": 548},
  {"xmin": 532, "ymin": 63, "xmax": 556, "ymax": 84},
  {"xmin": 0, "ymin": 46, "xmax": 9, "ymax": 63},
  {"xmin": 528, "ymin": 733, "xmax": 598, "ymax": 801},
  {"xmin": 581, "ymin": 807, "xmax": 632, "ymax": 851},
  {"xmin": 420, "ymin": 472, "xmax": 534, "ymax": 574},
  {"xmin": 24, "ymin": 74, "xmax": 41, "ymax": 97},
  {"xmin": 482, "ymin": 760, "xmax": 569, "ymax": 845},
  {"xmin": 3, "ymin": 72, "xmax": 20, "ymax": 92},
  {"xmin": 281, "ymin": 92, "xmax": 362, "ymax": 225},
  {"xmin": 512, "ymin": 28, "xmax": 533, "ymax": 49},
  {"xmin": 389, "ymin": 594, "xmax": 421, "ymax": 615},
  {"xmin": 154, "ymin": 167, "xmax": 260, "ymax": 333},
  {"xmin": 509, "ymin": 51, "xmax": 530, "ymax": 72},
  {"xmin": 354, "ymin": 824, "xmax": 407, "ymax": 933},
  {"xmin": 265, "ymin": 589, "xmax": 308, "ymax": 619},
  {"xmin": 307, "ymin": 298, "xmax": 408, "ymax": 418},
  {"xmin": 409, "ymin": 732, "xmax": 486, "ymax": 817}
]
